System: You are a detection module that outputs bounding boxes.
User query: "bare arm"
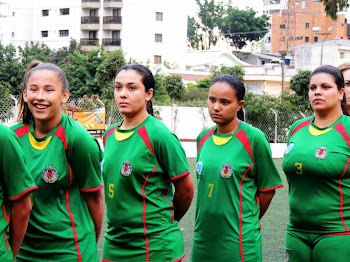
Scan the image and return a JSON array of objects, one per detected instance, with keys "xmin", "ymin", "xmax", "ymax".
[
  {"xmin": 257, "ymin": 190, "xmax": 275, "ymax": 219},
  {"xmin": 10, "ymin": 194, "xmax": 32, "ymax": 258},
  {"xmin": 172, "ymin": 174, "xmax": 194, "ymax": 222},
  {"xmin": 83, "ymin": 189, "xmax": 104, "ymax": 242}
]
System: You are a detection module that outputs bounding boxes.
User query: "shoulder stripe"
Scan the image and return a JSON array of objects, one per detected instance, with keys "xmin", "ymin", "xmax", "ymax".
[
  {"xmin": 137, "ymin": 125, "xmax": 154, "ymax": 156},
  {"xmin": 54, "ymin": 125, "xmax": 68, "ymax": 151},
  {"xmin": 235, "ymin": 129, "xmax": 252, "ymax": 159},
  {"xmin": 13, "ymin": 125, "xmax": 30, "ymax": 137},
  {"xmin": 197, "ymin": 128, "xmax": 215, "ymax": 153},
  {"xmin": 334, "ymin": 122, "xmax": 350, "ymax": 148},
  {"xmin": 103, "ymin": 126, "xmax": 117, "ymax": 147},
  {"xmin": 288, "ymin": 119, "xmax": 312, "ymax": 142}
]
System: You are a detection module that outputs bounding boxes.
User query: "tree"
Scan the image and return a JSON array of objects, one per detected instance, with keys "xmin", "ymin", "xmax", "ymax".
[
  {"xmin": 320, "ymin": 0, "xmax": 349, "ymax": 20},
  {"xmin": 163, "ymin": 75, "xmax": 185, "ymax": 100},
  {"xmin": 18, "ymin": 42, "xmax": 54, "ymax": 68},
  {"xmin": 188, "ymin": 1, "xmax": 269, "ymax": 50},
  {"xmin": 211, "ymin": 65, "xmax": 245, "ymax": 82},
  {"xmin": 290, "ymin": 69, "xmax": 312, "ymax": 101}
]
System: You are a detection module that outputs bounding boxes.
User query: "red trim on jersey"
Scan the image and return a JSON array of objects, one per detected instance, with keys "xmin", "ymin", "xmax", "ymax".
[
  {"xmin": 137, "ymin": 125, "xmax": 154, "ymax": 156},
  {"xmin": 197, "ymin": 128, "xmax": 215, "ymax": 153},
  {"xmin": 172, "ymin": 254, "xmax": 186, "ymax": 262},
  {"xmin": 239, "ymin": 162, "xmax": 253, "ymax": 262},
  {"xmin": 235, "ymin": 129, "xmax": 252, "ymax": 159},
  {"xmin": 258, "ymin": 184, "xmax": 284, "ymax": 192},
  {"xmin": 170, "ymin": 171, "xmax": 190, "ymax": 181},
  {"xmin": 2, "ymin": 204, "xmax": 9, "ymax": 225},
  {"xmin": 13, "ymin": 124, "xmax": 30, "ymax": 137},
  {"xmin": 141, "ymin": 166, "xmax": 158, "ymax": 262},
  {"xmin": 102, "ymin": 259, "xmax": 117, "ymax": 262},
  {"xmin": 255, "ymin": 195, "xmax": 260, "ymax": 207},
  {"xmin": 103, "ymin": 126, "xmax": 118, "ymax": 147},
  {"xmin": 55, "ymin": 125, "xmax": 68, "ymax": 150},
  {"xmin": 80, "ymin": 184, "xmax": 104, "ymax": 192},
  {"xmin": 3, "ymin": 235, "xmax": 8, "ymax": 250},
  {"xmin": 327, "ymin": 232, "xmax": 350, "ymax": 235},
  {"xmin": 162, "ymin": 193, "xmax": 175, "ymax": 224},
  {"xmin": 334, "ymin": 122, "xmax": 350, "ymax": 232},
  {"xmin": 288, "ymin": 119, "xmax": 312, "ymax": 142},
  {"xmin": 9, "ymin": 186, "xmax": 38, "ymax": 201},
  {"xmin": 55, "ymin": 125, "xmax": 82, "ymax": 261}
]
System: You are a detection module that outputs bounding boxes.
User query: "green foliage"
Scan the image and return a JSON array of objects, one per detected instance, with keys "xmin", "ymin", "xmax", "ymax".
[
  {"xmin": 18, "ymin": 42, "xmax": 54, "ymax": 68},
  {"xmin": 163, "ymin": 75, "xmax": 185, "ymax": 101},
  {"xmin": 182, "ymin": 87, "xmax": 209, "ymax": 102},
  {"xmin": 290, "ymin": 69, "xmax": 312, "ymax": 101},
  {"xmin": 189, "ymin": 1, "xmax": 269, "ymax": 50},
  {"xmin": 211, "ymin": 65, "xmax": 245, "ymax": 81},
  {"xmin": 196, "ymin": 78, "xmax": 211, "ymax": 89},
  {"xmin": 0, "ymin": 83, "xmax": 13, "ymax": 122},
  {"xmin": 320, "ymin": 0, "xmax": 349, "ymax": 20}
]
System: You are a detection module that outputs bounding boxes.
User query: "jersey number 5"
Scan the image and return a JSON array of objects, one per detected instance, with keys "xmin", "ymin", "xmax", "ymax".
[
  {"xmin": 108, "ymin": 183, "xmax": 115, "ymax": 198},
  {"xmin": 294, "ymin": 162, "xmax": 303, "ymax": 175}
]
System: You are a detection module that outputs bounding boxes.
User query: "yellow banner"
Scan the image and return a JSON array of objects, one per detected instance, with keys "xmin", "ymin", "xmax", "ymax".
[{"xmin": 64, "ymin": 106, "xmax": 105, "ymax": 137}]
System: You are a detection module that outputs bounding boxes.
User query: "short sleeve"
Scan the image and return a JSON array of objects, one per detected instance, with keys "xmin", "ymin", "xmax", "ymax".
[
  {"xmin": 253, "ymin": 131, "xmax": 283, "ymax": 191},
  {"xmin": 154, "ymin": 131, "xmax": 190, "ymax": 181},
  {"xmin": 1, "ymin": 127, "xmax": 37, "ymax": 200},
  {"xmin": 69, "ymin": 129, "xmax": 103, "ymax": 192}
]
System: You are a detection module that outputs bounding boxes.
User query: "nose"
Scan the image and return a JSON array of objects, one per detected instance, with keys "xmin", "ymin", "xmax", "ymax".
[
  {"xmin": 213, "ymin": 101, "xmax": 220, "ymax": 111},
  {"xmin": 35, "ymin": 89, "xmax": 45, "ymax": 100}
]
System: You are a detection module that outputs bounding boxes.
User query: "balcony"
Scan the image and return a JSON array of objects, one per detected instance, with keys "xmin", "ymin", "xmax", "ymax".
[
  {"xmin": 80, "ymin": 38, "xmax": 99, "ymax": 51},
  {"xmin": 103, "ymin": 16, "xmax": 122, "ymax": 30},
  {"xmin": 104, "ymin": 0, "xmax": 123, "ymax": 8},
  {"xmin": 81, "ymin": 16, "xmax": 100, "ymax": 30},
  {"xmin": 102, "ymin": 38, "xmax": 122, "ymax": 51},
  {"xmin": 82, "ymin": 0, "xmax": 101, "ymax": 9}
]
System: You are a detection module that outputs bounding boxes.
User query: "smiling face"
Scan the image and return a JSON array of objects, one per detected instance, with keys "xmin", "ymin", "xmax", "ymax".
[
  {"xmin": 114, "ymin": 69, "xmax": 153, "ymax": 119},
  {"xmin": 23, "ymin": 69, "xmax": 69, "ymax": 127},
  {"xmin": 308, "ymin": 72, "xmax": 344, "ymax": 114},
  {"xmin": 208, "ymin": 81, "xmax": 244, "ymax": 130}
]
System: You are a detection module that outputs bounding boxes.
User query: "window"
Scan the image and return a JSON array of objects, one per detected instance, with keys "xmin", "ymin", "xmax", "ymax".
[
  {"xmin": 60, "ymin": 8, "xmax": 69, "ymax": 15},
  {"xmin": 11, "ymin": 32, "xmax": 14, "ymax": 37},
  {"xmin": 280, "ymin": 24, "xmax": 285, "ymax": 29},
  {"xmin": 155, "ymin": 34, "xmax": 162, "ymax": 43},
  {"xmin": 90, "ymin": 9, "xmax": 98, "ymax": 17},
  {"xmin": 41, "ymin": 31, "xmax": 48, "ymax": 37},
  {"xmin": 306, "ymin": 23, "xmax": 310, "ymax": 29},
  {"xmin": 296, "ymin": 36, "xmax": 303, "ymax": 40},
  {"xmin": 301, "ymin": 0, "xmax": 305, "ymax": 8},
  {"xmin": 42, "ymin": 9, "xmax": 49, "ymax": 16},
  {"xmin": 280, "ymin": 37, "xmax": 285, "ymax": 41},
  {"xmin": 155, "ymin": 12, "xmax": 163, "ymax": 21},
  {"xmin": 112, "ymin": 30, "xmax": 120, "ymax": 39},
  {"xmin": 12, "ymin": 12, "xmax": 15, "ymax": 16},
  {"xmin": 154, "ymin": 55, "xmax": 162, "ymax": 64},
  {"xmin": 314, "ymin": 36, "xmax": 318, "ymax": 42},
  {"xmin": 59, "ymin": 30, "xmax": 69, "ymax": 37},
  {"xmin": 340, "ymin": 52, "xmax": 345, "ymax": 59},
  {"xmin": 305, "ymin": 36, "xmax": 309, "ymax": 42}
]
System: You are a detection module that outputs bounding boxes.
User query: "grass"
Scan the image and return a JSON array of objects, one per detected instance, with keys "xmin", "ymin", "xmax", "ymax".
[{"xmin": 98, "ymin": 158, "xmax": 289, "ymax": 262}]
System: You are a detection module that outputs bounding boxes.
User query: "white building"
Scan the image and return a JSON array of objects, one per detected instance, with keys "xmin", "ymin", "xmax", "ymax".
[
  {"xmin": 1, "ymin": 0, "xmax": 188, "ymax": 67},
  {"xmin": 294, "ymin": 39, "xmax": 350, "ymax": 70}
]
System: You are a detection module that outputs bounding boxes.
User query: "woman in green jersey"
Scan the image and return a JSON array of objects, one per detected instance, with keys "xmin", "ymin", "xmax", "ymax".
[
  {"xmin": 283, "ymin": 65, "xmax": 350, "ymax": 262},
  {"xmin": 12, "ymin": 61, "xmax": 104, "ymax": 262},
  {"xmin": 102, "ymin": 64, "xmax": 194, "ymax": 262},
  {"xmin": 192, "ymin": 74, "xmax": 283, "ymax": 262}
]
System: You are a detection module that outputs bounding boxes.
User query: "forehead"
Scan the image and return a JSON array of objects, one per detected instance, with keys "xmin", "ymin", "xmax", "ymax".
[
  {"xmin": 28, "ymin": 69, "xmax": 60, "ymax": 83},
  {"xmin": 310, "ymin": 72, "xmax": 335, "ymax": 84},
  {"xmin": 209, "ymin": 82, "xmax": 237, "ymax": 97},
  {"xmin": 342, "ymin": 69, "xmax": 350, "ymax": 81},
  {"xmin": 115, "ymin": 69, "xmax": 143, "ymax": 83}
]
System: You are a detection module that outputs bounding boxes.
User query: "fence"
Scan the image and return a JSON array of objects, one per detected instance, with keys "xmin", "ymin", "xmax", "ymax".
[{"xmin": 0, "ymin": 95, "xmax": 313, "ymax": 143}]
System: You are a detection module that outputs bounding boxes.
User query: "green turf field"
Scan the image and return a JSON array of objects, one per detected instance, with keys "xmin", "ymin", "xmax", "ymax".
[{"xmin": 98, "ymin": 158, "xmax": 288, "ymax": 262}]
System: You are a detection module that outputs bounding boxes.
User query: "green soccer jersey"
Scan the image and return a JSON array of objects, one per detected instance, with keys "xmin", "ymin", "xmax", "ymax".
[
  {"xmin": 192, "ymin": 122, "xmax": 283, "ymax": 262},
  {"xmin": 283, "ymin": 115, "xmax": 350, "ymax": 233},
  {"xmin": 102, "ymin": 115, "xmax": 190, "ymax": 262},
  {"xmin": 0, "ymin": 124, "xmax": 37, "ymax": 262},
  {"xmin": 11, "ymin": 114, "xmax": 103, "ymax": 262}
]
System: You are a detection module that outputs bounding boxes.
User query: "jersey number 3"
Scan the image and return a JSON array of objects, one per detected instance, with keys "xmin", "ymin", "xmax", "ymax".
[{"xmin": 294, "ymin": 162, "xmax": 303, "ymax": 175}]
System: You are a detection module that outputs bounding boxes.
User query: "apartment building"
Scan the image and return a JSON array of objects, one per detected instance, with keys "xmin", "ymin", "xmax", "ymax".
[
  {"xmin": 270, "ymin": 0, "xmax": 349, "ymax": 55},
  {"xmin": 2, "ymin": 0, "xmax": 187, "ymax": 66}
]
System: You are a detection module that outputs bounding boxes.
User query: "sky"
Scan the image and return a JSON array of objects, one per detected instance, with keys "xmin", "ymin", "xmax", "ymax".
[{"xmin": 187, "ymin": 0, "xmax": 263, "ymax": 16}]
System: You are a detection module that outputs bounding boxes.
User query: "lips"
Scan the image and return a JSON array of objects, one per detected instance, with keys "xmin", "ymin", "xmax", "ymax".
[
  {"xmin": 33, "ymin": 104, "xmax": 49, "ymax": 109},
  {"xmin": 313, "ymin": 99, "xmax": 323, "ymax": 103},
  {"xmin": 119, "ymin": 102, "xmax": 128, "ymax": 107}
]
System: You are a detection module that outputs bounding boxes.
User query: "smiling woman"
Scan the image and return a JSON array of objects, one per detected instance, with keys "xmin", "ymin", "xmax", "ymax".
[{"xmin": 11, "ymin": 61, "xmax": 104, "ymax": 262}]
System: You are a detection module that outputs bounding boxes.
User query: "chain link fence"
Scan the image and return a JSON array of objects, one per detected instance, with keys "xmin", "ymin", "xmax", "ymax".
[{"xmin": 1, "ymin": 95, "xmax": 313, "ymax": 142}]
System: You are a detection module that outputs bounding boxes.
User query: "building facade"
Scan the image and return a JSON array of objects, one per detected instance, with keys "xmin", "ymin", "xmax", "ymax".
[{"xmin": 1, "ymin": 0, "xmax": 187, "ymax": 67}]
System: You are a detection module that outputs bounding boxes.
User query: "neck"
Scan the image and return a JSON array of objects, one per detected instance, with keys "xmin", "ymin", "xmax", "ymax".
[
  {"xmin": 121, "ymin": 111, "xmax": 149, "ymax": 130},
  {"xmin": 314, "ymin": 108, "xmax": 343, "ymax": 128},
  {"xmin": 34, "ymin": 115, "xmax": 62, "ymax": 138},
  {"xmin": 216, "ymin": 118, "xmax": 240, "ymax": 135}
]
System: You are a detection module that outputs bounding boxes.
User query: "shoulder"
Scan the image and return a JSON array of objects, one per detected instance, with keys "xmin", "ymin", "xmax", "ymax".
[
  {"xmin": 340, "ymin": 115, "xmax": 350, "ymax": 126},
  {"xmin": 0, "ymin": 124, "xmax": 11, "ymax": 139},
  {"xmin": 240, "ymin": 122, "xmax": 267, "ymax": 141},
  {"xmin": 61, "ymin": 115, "xmax": 95, "ymax": 146},
  {"xmin": 144, "ymin": 116, "xmax": 173, "ymax": 138},
  {"xmin": 10, "ymin": 122, "xmax": 27, "ymax": 132},
  {"xmin": 289, "ymin": 115, "xmax": 314, "ymax": 131},
  {"xmin": 197, "ymin": 126, "xmax": 215, "ymax": 140}
]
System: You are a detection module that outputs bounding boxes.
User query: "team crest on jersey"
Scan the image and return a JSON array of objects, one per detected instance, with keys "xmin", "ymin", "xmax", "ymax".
[
  {"xmin": 42, "ymin": 165, "xmax": 59, "ymax": 183},
  {"xmin": 120, "ymin": 160, "xmax": 132, "ymax": 176},
  {"xmin": 315, "ymin": 146, "xmax": 327, "ymax": 159},
  {"xmin": 220, "ymin": 162, "xmax": 232, "ymax": 178},
  {"xmin": 284, "ymin": 143, "xmax": 294, "ymax": 155},
  {"xmin": 196, "ymin": 161, "xmax": 203, "ymax": 176}
]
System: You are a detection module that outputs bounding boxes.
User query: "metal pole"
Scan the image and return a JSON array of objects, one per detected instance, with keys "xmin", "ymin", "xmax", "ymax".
[{"xmin": 320, "ymin": 34, "xmax": 324, "ymax": 65}]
